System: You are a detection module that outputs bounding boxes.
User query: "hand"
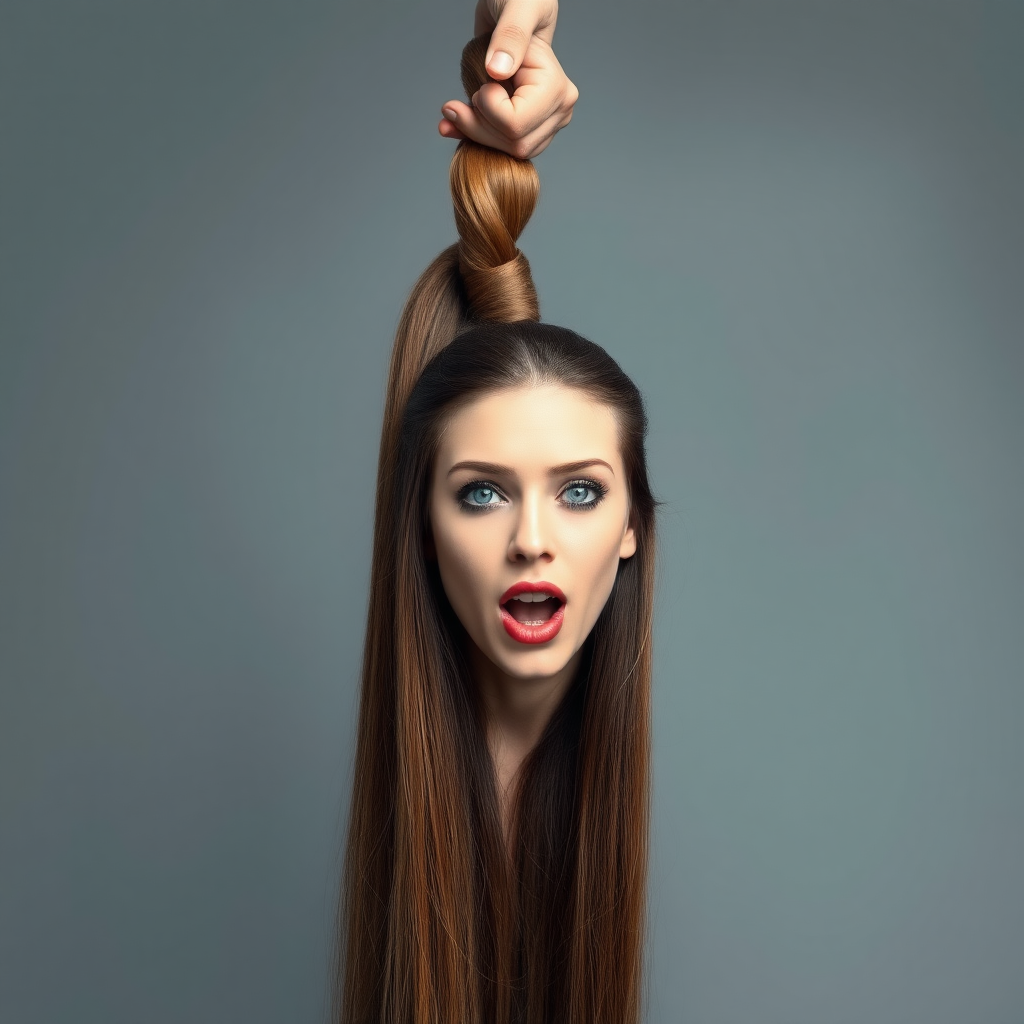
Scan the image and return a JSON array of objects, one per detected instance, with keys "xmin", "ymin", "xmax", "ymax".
[{"xmin": 439, "ymin": 0, "xmax": 579, "ymax": 159}]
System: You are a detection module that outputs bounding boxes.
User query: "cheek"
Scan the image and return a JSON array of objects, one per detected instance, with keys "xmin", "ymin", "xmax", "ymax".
[
  {"xmin": 432, "ymin": 517, "xmax": 496, "ymax": 619},
  {"xmin": 567, "ymin": 519, "xmax": 628, "ymax": 619}
]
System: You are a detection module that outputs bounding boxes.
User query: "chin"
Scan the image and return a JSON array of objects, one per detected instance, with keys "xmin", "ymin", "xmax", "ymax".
[{"xmin": 489, "ymin": 639, "xmax": 582, "ymax": 682}]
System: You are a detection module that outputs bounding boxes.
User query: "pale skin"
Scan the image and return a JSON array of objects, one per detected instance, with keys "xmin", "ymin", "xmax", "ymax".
[
  {"xmin": 439, "ymin": 0, "xmax": 579, "ymax": 159},
  {"xmin": 428, "ymin": 384, "xmax": 636, "ymax": 836}
]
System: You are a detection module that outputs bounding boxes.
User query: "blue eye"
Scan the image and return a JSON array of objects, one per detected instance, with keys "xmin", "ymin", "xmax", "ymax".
[
  {"xmin": 563, "ymin": 485, "xmax": 594, "ymax": 504},
  {"xmin": 457, "ymin": 481, "xmax": 505, "ymax": 511},
  {"xmin": 560, "ymin": 479, "xmax": 606, "ymax": 509},
  {"xmin": 468, "ymin": 486, "xmax": 498, "ymax": 505}
]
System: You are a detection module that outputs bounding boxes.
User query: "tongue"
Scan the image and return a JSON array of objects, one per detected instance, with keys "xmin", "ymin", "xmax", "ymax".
[{"xmin": 507, "ymin": 597, "xmax": 560, "ymax": 624}]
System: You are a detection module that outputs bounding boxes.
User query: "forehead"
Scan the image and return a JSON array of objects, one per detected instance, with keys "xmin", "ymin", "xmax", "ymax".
[{"xmin": 435, "ymin": 383, "xmax": 622, "ymax": 471}]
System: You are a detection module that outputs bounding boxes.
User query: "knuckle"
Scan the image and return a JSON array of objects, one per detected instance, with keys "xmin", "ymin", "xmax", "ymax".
[
  {"xmin": 495, "ymin": 21, "xmax": 530, "ymax": 52},
  {"xmin": 504, "ymin": 113, "xmax": 527, "ymax": 138},
  {"xmin": 510, "ymin": 138, "xmax": 534, "ymax": 160}
]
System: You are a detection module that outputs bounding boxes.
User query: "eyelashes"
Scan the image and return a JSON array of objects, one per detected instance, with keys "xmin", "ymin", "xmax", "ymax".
[
  {"xmin": 560, "ymin": 478, "xmax": 608, "ymax": 509},
  {"xmin": 456, "ymin": 481, "xmax": 503, "ymax": 511},
  {"xmin": 456, "ymin": 478, "xmax": 608, "ymax": 513}
]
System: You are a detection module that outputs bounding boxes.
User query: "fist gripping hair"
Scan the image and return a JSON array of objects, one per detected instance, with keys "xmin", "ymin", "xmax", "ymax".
[{"xmin": 439, "ymin": 0, "xmax": 579, "ymax": 159}]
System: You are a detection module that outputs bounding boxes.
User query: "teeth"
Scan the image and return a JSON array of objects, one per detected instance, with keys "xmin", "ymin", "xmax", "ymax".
[{"xmin": 511, "ymin": 591, "xmax": 553, "ymax": 603}]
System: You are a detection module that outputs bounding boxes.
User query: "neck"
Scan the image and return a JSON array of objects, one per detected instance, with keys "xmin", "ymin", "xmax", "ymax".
[{"xmin": 467, "ymin": 641, "xmax": 584, "ymax": 837}]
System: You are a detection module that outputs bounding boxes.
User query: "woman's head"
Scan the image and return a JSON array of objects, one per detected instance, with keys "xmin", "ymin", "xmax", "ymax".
[
  {"xmin": 395, "ymin": 320, "xmax": 656, "ymax": 691},
  {"xmin": 429, "ymin": 381, "xmax": 633, "ymax": 691}
]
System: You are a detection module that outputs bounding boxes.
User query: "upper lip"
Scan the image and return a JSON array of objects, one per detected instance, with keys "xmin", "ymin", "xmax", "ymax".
[{"xmin": 499, "ymin": 580, "xmax": 567, "ymax": 605}]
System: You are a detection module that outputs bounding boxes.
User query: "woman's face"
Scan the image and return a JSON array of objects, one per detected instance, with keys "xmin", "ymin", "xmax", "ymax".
[{"xmin": 428, "ymin": 382, "xmax": 636, "ymax": 685}]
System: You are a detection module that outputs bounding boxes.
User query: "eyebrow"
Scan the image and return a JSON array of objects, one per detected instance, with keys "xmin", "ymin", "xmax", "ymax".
[{"xmin": 446, "ymin": 458, "xmax": 616, "ymax": 478}]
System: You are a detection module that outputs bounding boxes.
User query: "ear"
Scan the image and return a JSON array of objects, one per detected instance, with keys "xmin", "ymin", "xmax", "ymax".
[{"xmin": 619, "ymin": 518, "xmax": 637, "ymax": 560}]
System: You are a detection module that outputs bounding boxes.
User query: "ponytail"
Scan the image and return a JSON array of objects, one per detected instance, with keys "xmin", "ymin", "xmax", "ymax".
[{"xmin": 380, "ymin": 35, "xmax": 540, "ymax": 459}]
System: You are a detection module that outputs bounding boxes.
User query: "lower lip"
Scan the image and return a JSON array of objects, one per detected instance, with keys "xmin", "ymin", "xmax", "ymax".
[{"xmin": 500, "ymin": 603, "xmax": 565, "ymax": 644}]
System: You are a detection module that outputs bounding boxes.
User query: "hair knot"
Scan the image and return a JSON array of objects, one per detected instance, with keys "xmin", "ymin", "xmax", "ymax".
[{"xmin": 459, "ymin": 250, "xmax": 538, "ymax": 322}]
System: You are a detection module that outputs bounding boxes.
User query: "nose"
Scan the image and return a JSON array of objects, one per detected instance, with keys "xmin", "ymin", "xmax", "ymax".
[{"xmin": 508, "ymin": 489, "xmax": 555, "ymax": 563}]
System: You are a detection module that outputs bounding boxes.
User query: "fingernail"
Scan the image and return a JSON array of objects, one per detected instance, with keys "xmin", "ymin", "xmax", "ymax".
[
  {"xmin": 488, "ymin": 50, "xmax": 514, "ymax": 76},
  {"xmin": 442, "ymin": 107, "xmax": 457, "ymax": 121}
]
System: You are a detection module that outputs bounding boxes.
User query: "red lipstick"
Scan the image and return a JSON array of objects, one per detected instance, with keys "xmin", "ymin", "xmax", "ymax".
[{"xmin": 499, "ymin": 581, "xmax": 566, "ymax": 645}]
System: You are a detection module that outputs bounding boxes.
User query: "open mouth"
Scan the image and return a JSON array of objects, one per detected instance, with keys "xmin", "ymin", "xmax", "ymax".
[
  {"xmin": 499, "ymin": 582, "xmax": 566, "ymax": 645},
  {"xmin": 504, "ymin": 594, "xmax": 562, "ymax": 626}
]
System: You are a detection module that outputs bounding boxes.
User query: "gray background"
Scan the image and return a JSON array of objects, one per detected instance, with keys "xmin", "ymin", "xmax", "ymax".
[{"xmin": 1, "ymin": 2, "xmax": 1021, "ymax": 1022}]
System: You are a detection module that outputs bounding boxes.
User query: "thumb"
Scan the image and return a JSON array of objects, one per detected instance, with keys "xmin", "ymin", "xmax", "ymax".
[{"xmin": 485, "ymin": 3, "xmax": 543, "ymax": 80}]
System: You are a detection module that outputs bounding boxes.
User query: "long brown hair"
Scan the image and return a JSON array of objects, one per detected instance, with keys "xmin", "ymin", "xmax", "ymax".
[{"xmin": 333, "ymin": 36, "xmax": 657, "ymax": 1024}]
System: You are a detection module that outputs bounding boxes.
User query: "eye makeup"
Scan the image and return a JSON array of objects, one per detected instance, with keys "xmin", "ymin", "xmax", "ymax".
[
  {"xmin": 455, "ymin": 477, "xmax": 608, "ymax": 513},
  {"xmin": 559, "ymin": 478, "xmax": 608, "ymax": 510},
  {"xmin": 456, "ymin": 480, "xmax": 507, "ymax": 511}
]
